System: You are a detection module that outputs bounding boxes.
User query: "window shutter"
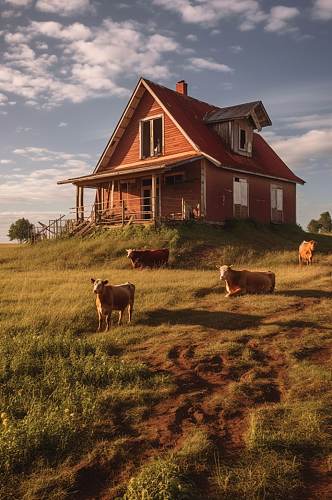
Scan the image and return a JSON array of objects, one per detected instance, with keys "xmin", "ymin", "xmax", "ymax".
[
  {"xmin": 234, "ymin": 180, "xmax": 241, "ymax": 204},
  {"xmin": 240, "ymin": 179, "xmax": 248, "ymax": 207},
  {"xmin": 142, "ymin": 120, "xmax": 151, "ymax": 158},
  {"xmin": 277, "ymin": 189, "xmax": 283, "ymax": 210}
]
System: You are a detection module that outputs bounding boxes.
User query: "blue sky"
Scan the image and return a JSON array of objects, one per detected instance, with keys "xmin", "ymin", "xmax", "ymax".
[{"xmin": 0, "ymin": 0, "xmax": 331, "ymax": 241}]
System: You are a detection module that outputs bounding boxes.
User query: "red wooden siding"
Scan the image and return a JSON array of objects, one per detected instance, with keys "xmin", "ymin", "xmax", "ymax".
[
  {"xmin": 205, "ymin": 164, "xmax": 296, "ymax": 224},
  {"xmin": 100, "ymin": 90, "xmax": 194, "ymax": 171},
  {"xmin": 160, "ymin": 161, "xmax": 201, "ymax": 218}
]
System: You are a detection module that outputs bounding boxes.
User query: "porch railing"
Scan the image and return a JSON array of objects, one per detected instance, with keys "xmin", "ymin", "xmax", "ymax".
[{"xmin": 70, "ymin": 196, "xmax": 201, "ymax": 225}]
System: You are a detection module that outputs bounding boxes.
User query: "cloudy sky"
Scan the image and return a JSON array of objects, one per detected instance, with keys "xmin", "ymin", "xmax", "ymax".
[{"xmin": 0, "ymin": 0, "xmax": 331, "ymax": 241}]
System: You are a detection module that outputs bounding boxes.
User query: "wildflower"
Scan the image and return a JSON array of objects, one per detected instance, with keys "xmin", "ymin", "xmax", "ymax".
[{"xmin": 0, "ymin": 412, "xmax": 6, "ymax": 420}]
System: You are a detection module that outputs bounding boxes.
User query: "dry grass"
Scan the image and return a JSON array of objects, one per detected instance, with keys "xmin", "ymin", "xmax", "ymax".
[{"xmin": 0, "ymin": 224, "xmax": 331, "ymax": 499}]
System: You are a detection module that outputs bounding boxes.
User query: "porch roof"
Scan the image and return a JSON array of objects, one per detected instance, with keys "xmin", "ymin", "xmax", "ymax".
[{"xmin": 57, "ymin": 154, "xmax": 202, "ymax": 187}]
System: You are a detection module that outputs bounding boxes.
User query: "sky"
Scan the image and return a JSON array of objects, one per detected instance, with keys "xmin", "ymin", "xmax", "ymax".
[{"xmin": 0, "ymin": 0, "xmax": 331, "ymax": 241}]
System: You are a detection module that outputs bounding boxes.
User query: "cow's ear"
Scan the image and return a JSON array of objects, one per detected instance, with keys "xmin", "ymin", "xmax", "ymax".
[
  {"xmin": 103, "ymin": 280, "xmax": 108, "ymax": 285},
  {"xmin": 91, "ymin": 278, "xmax": 95, "ymax": 283}
]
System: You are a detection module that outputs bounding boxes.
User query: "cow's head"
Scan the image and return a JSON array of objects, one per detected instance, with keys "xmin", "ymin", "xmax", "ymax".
[
  {"xmin": 126, "ymin": 249, "xmax": 134, "ymax": 258},
  {"xmin": 309, "ymin": 240, "xmax": 317, "ymax": 250},
  {"xmin": 91, "ymin": 278, "xmax": 108, "ymax": 293},
  {"xmin": 218, "ymin": 265, "xmax": 232, "ymax": 280}
]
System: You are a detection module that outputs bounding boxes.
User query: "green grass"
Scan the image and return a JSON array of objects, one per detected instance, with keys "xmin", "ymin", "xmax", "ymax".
[{"xmin": 0, "ymin": 222, "xmax": 331, "ymax": 498}]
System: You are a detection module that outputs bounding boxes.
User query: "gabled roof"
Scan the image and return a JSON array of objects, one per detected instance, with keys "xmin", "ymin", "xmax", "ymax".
[
  {"xmin": 61, "ymin": 77, "xmax": 304, "ymax": 186},
  {"xmin": 144, "ymin": 79, "xmax": 304, "ymax": 184},
  {"xmin": 204, "ymin": 101, "xmax": 271, "ymax": 129}
]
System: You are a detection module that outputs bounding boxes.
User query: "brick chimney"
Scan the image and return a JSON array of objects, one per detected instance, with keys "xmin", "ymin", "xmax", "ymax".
[{"xmin": 176, "ymin": 80, "xmax": 188, "ymax": 96}]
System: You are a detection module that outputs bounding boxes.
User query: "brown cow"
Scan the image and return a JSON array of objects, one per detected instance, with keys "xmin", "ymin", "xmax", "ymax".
[
  {"xmin": 218, "ymin": 265, "xmax": 275, "ymax": 297},
  {"xmin": 126, "ymin": 248, "xmax": 169, "ymax": 268},
  {"xmin": 91, "ymin": 278, "xmax": 135, "ymax": 331},
  {"xmin": 298, "ymin": 240, "xmax": 317, "ymax": 265}
]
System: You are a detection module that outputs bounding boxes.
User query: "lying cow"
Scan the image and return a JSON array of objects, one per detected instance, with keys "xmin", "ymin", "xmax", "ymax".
[
  {"xmin": 298, "ymin": 240, "xmax": 317, "ymax": 265},
  {"xmin": 218, "ymin": 265, "xmax": 275, "ymax": 297},
  {"xmin": 126, "ymin": 248, "xmax": 169, "ymax": 269},
  {"xmin": 91, "ymin": 278, "xmax": 135, "ymax": 331}
]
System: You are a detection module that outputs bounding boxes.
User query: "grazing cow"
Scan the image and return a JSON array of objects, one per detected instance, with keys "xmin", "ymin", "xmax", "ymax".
[
  {"xmin": 91, "ymin": 278, "xmax": 135, "ymax": 331},
  {"xmin": 218, "ymin": 265, "xmax": 275, "ymax": 297},
  {"xmin": 298, "ymin": 240, "xmax": 317, "ymax": 265},
  {"xmin": 126, "ymin": 248, "xmax": 169, "ymax": 268}
]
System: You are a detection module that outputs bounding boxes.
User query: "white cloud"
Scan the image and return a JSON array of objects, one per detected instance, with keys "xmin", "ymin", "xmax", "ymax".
[
  {"xmin": 0, "ymin": 93, "xmax": 9, "ymax": 106},
  {"xmin": 229, "ymin": 44, "xmax": 243, "ymax": 53},
  {"xmin": 16, "ymin": 126, "xmax": 32, "ymax": 132},
  {"xmin": 4, "ymin": 0, "xmax": 32, "ymax": 6},
  {"xmin": 312, "ymin": 0, "xmax": 332, "ymax": 20},
  {"xmin": 0, "ymin": 110, "xmax": 8, "ymax": 115},
  {"xmin": 58, "ymin": 121, "xmax": 68, "ymax": 127},
  {"xmin": 187, "ymin": 56, "xmax": 233, "ymax": 72},
  {"xmin": 0, "ymin": 18, "xmax": 180, "ymax": 107},
  {"xmin": 0, "ymin": 148, "xmax": 92, "ymax": 210},
  {"xmin": 153, "ymin": 0, "xmax": 266, "ymax": 29},
  {"xmin": 264, "ymin": 6, "xmax": 299, "ymax": 33},
  {"xmin": 283, "ymin": 114, "xmax": 332, "ymax": 130},
  {"xmin": 270, "ymin": 129, "xmax": 332, "ymax": 168},
  {"xmin": 35, "ymin": 0, "xmax": 94, "ymax": 16},
  {"xmin": 186, "ymin": 33, "xmax": 198, "ymax": 41},
  {"xmin": 0, "ymin": 159, "xmax": 13, "ymax": 164},
  {"xmin": 153, "ymin": 0, "xmax": 301, "ymax": 33},
  {"xmin": 13, "ymin": 146, "xmax": 91, "ymax": 162}
]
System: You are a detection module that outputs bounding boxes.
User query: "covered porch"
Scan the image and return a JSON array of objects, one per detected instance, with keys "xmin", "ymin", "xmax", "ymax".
[{"xmin": 58, "ymin": 156, "xmax": 206, "ymax": 227}]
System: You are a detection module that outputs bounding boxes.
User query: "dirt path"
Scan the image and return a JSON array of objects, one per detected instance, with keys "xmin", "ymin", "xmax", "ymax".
[{"xmin": 76, "ymin": 295, "xmax": 330, "ymax": 499}]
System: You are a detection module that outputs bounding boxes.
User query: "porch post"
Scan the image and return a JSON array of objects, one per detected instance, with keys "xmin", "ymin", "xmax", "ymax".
[
  {"xmin": 200, "ymin": 159, "xmax": 207, "ymax": 218},
  {"xmin": 79, "ymin": 186, "xmax": 84, "ymax": 220},
  {"xmin": 75, "ymin": 185, "xmax": 80, "ymax": 221},
  {"xmin": 151, "ymin": 174, "xmax": 157, "ymax": 221},
  {"xmin": 158, "ymin": 174, "xmax": 162, "ymax": 219},
  {"xmin": 110, "ymin": 180, "xmax": 114, "ymax": 209}
]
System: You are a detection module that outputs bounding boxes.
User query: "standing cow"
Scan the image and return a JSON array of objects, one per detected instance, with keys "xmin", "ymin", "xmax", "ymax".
[
  {"xmin": 91, "ymin": 278, "xmax": 135, "ymax": 331},
  {"xmin": 218, "ymin": 265, "xmax": 275, "ymax": 297},
  {"xmin": 298, "ymin": 240, "xmax": 317, "ymax": 265},
  {"xmin": 126, "ymin": 248, "xmax": 169, "ymax": 268}
]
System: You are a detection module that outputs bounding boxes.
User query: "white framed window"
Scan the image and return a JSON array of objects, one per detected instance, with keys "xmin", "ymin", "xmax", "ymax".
[
  {"xmin": 233, "ymin": 177, "xmax": 249, "ymax": 218},
  {"xmin": 271, "ymin": 184, "xmax": 283, "ymax": 223},
  {"xmin": 140, "ymin": 115, "xmax": 163, "ymax": 159}
]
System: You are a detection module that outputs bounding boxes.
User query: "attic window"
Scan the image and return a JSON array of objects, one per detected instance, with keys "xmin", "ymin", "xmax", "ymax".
[
  {"xmin": 239, "ymin": 128, "xmax": 246, "ymax": 150},
  {"xmin": 141, "ymin": 116, "xmax": 163, "ymax": 158}
]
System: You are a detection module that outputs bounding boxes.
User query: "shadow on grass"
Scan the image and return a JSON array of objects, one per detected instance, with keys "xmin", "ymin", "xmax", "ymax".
[
  {"xmin": 193, "ymin": 285, "xmax": 225, "ymax": 298},
  {"xmin": 278, "ymin": 319, "xmax": 323, "ymax": 330},
  {"xmin": 141, "ymin": 308, "xmax": 263, "ymax": 331},
  {"xmin": 276, "ymin": 289, "xmax": 332, "ymax": 299}
]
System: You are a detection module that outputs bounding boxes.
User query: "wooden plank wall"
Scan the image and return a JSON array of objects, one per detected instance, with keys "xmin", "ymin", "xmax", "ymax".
[{"xmin": 101, "ymin": 90, "xmax": 194, "ymax": 171}]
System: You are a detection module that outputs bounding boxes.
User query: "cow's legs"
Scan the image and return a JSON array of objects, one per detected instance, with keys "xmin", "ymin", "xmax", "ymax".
[
  {"xmin": 97, "ymin": 311, "xmax": 102, "ymax": 332},
  {"xmin": 118, "ymin": 309, "xmax": 123, "ymax": 325},
  {"xmin": 226, "ymin": 287, "xmax": 242, "ymax": 297},
  {"xmin": 128, "ymin": 302, "xmax": 134, "ymax": 323},
  {"xmin": 105, "ymin": 314, "xmax": 111, "ymax": 331}
]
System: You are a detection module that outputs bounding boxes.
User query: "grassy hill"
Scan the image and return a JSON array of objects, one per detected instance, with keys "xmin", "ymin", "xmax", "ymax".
[{"xmin": 0, "ymin": 222, "xmax": 331, "ymax": 499}]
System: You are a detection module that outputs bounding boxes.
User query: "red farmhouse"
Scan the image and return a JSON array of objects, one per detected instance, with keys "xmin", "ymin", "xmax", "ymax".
[{"xmin": 58, "ymin": 78, "xmax": 304, "ymax": 226}]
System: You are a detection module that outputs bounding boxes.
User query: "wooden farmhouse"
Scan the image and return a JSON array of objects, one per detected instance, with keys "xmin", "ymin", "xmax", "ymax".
[{"xmin": 58, "ymin": 78, "xmax": 304, "ymax": 227}]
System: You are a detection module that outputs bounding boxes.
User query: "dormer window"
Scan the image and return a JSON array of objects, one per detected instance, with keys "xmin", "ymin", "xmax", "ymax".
[
  {"xmin": 239, "ymin": 128, "xmax": 246, "ymax": 150},
  {"xmin": 141, "ymin": 116, "xmax": 163, "ymax": 159}
]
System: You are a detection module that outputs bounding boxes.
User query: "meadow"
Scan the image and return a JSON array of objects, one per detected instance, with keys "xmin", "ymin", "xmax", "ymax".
[{"xmin": 0, "ymin": 222, "xmax": 331, "ymax": 499}]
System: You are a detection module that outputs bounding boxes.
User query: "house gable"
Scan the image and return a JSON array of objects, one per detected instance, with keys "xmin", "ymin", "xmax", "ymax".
[{"xmin": 96, "ymin": 81, "xmax": 196, "ymax": 173}]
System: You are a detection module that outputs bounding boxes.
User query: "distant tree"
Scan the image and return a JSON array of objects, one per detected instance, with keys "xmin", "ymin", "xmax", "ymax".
[
  {"xmin": 8, "ymin": 218, "xmax": 33, "ymax": 243},
  {"xmin": 307, "ymin": 219, "xmax": 321, "ymax": 234},
  {"xmin": 318, "ymin": 211, "xmax": 332, "ymax": 233}
]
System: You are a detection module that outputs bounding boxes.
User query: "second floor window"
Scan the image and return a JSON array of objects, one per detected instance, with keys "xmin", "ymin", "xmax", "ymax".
[
  {"xmin": 239, "ymin": 128, "xmax": 246, "ymax": 150},
  {"xmin": 141, "ymin": 116, "xmax": 163, "ymax": 158}
]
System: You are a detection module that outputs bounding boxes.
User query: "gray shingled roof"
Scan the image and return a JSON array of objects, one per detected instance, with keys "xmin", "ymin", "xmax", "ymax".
[{"xmin": 204, "ymin": 101, "xmax": 271, "ymax": 127}]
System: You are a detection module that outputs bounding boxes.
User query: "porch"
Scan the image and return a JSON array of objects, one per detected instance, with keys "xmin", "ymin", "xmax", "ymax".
[{"xmin": 62, "ymin": 157, "xmax": 206, "ymax": 228}]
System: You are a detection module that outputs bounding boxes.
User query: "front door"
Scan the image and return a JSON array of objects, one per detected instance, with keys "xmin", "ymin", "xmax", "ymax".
[{"xmin": 141, "ymin": 178, "xmax": 152, "ymax": 219}]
